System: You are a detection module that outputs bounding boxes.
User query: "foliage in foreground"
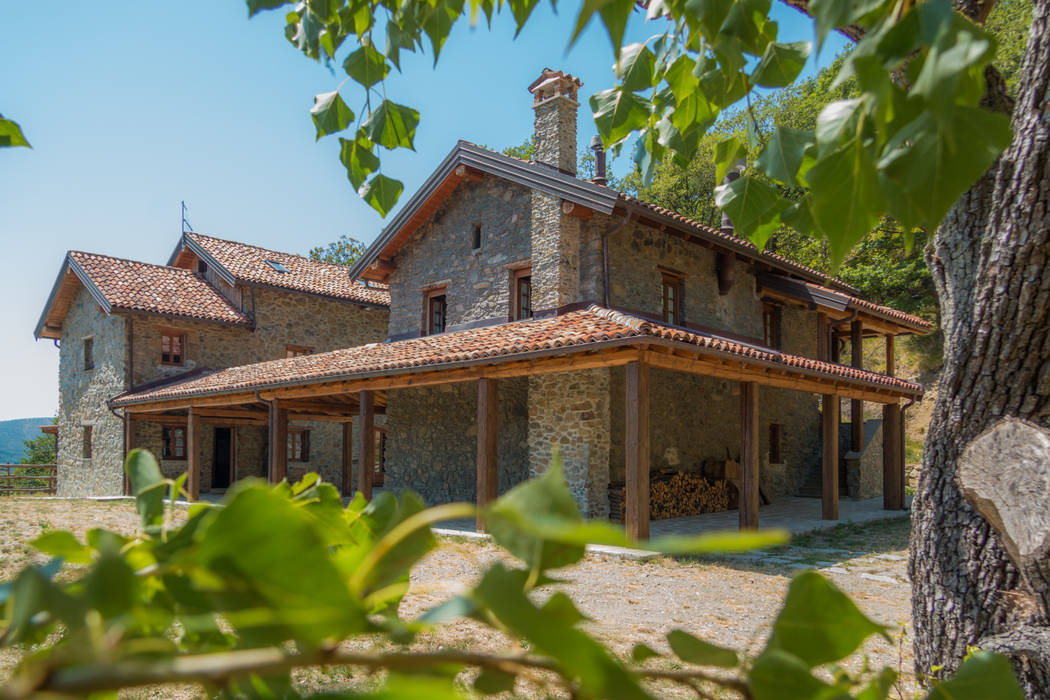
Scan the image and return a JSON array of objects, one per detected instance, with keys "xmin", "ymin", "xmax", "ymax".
[{"xmin": 0, "ymin": 449, "xmax": 1024, "ymax": 699}]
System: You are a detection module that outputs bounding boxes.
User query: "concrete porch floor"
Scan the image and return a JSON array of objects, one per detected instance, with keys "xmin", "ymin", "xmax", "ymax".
[{"xmin": 436, "ymin": 495, "xmax": 911, "ymax": 539}]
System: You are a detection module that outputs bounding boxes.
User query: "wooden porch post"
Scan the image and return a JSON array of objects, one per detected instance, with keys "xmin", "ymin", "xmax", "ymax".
[
  {"xmin": 187, "ymin": 408, "xmax": 201, "ymax": 501},
  {"xmin": 816, "ymin": 312, "xmax": 829, "ymax": 362},
  {"xmin": 885, "ymin": 333, "xmax": 896, "ymax": 376},
  {"xmin": 882, "ymin": 402, "xmax": 904, "ymax": 510},
  {"xmin": 850, "ymin": 320, "xmax": 864, "ymax": 452},
  {"xmin": 625, "ymin": 361, "xmax": 650, "ymax": 540},
  {"xmin": 358, "ymin": 390, "xmax": 374, "ymax": 500},
  {"xmin": 739, "ymin": 381, "xmax": 759, "ymax": 529},
  {"xmin": 821, "ymin": 394, "xmax": 839, "ymax": 520},
  {"xmin": 476, "ymin": 378, "xmax": 499, "ymax": 531},
  {"xmin": 123, "ymin": 414, "xmax": 135, "ymax": 496},
  {"xmin": 342, "ymin": 420, "xmax": 354, "ymax": 496},
  {"xmin": 268, "ymin": 400, "xmax": 287, "ymax": 484}
]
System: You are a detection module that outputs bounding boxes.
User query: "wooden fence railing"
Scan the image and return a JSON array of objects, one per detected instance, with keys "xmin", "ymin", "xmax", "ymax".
[{"xmin": 0, "ymin": 464, "xmax": 57, "ymax": 495}]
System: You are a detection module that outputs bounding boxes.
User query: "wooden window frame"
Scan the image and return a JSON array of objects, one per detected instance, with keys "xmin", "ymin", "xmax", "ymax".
[
  {"xmin": 160, "ymin": 329, "xmax": 186, "ymax": 366},
  {"xmin": 762, "ymin": 303, "xmax": 782, "ymax": 350},
  {"xmin": 512, "ymin": 267, "xmax": 533, "ymax": 321},
  {"xmin": 82, "ymin": 425, "xmax": 93, "ymax": 460},
  {"xmin": 660, "ymin": 272, "xmax": 683, "ymax": 325},
  {"xmin": 769, "ymin": 422, "xmax": 783, "ymax": 464},
  {"xmin": 162, "ymin": 426, "xmax": 187, "ymax": 460},
  {"xmin": 288, "ymin": 427, "xmax": 311, "ymax": 463},
  {"xmin": 285, "ymin": 345, "xmax": 314, "ymax": 358},
  {"xmin": 424, "ymin": 287, "xmax": 447, "ymax": 336},
  {"xmin": 83, "ymin": 337, "xmax": 94, "ymax": 371}
]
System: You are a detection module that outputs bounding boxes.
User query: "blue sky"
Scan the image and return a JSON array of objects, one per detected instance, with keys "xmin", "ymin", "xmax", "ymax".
[{"xmin": 0, "ymin": 1, "xmax": 846, "ymax": 421}]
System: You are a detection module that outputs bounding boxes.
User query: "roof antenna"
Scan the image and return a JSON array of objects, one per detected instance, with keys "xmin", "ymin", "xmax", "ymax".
[{"xmin": 181, "ymin": 201, "xmax": 194, "ymax": 234}]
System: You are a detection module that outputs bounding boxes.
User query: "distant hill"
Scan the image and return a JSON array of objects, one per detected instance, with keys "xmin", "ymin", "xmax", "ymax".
[{"xmin": 0, "ymin": 418, "xmax": 54, "ymax": 463}]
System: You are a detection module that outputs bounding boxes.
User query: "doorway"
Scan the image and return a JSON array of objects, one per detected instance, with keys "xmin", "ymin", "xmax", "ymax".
[{"xmin": 213, "ymin": 427, "xmax": 233, "ymax": 489}]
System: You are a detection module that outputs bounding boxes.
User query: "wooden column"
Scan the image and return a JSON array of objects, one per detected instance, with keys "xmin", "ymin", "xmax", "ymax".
[
  {"xmin": 816, "ymin": 312, "xmax": 829, "ymax": 362},
  {"xmin": 739, "ymin": 382, "xmax": 760, "ymax": 529},
  {"xmin": 187, "ymin": 408, "xmax": 201, "ymax": 501},
  {"xmin": 341, "ymin": 420, "xmax": 353, "ymax": 496},
  {"xmin": 358, "ymin": 390, "xmax": 374, "ymax": 500},
  {"xmin": 882, "ymin": 402, "xmax": 905, "ymax": 510},
  {"xmin": 850, "ymin": 319, "xmax": 864, "ymax": 452},
  {"xmin": 476, "ymin": 378, "xmax": 499, "ymax": 531},
  {"xmin": 123, "ymin": 414, "xmax": 135, "ymax": 496},
  {"xmin": 268, "ymin": 400, "xmax": 287, "ymax": 484},
  {"xmin": 625, "ymin": 361, "xmax": 650, "ymax": 540},
  {"xmin": 885, "ymin": 333, "xmax": 896, "ymax": 376},
  {"xmin": 821, "ymin": 394, "xmax": 839, "ymax": 520}
]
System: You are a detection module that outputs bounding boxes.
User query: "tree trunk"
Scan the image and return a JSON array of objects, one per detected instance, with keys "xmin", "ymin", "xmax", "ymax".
[{"xmin": 911, "ymin": 0, "xmax": 1050, "ymax": 694}]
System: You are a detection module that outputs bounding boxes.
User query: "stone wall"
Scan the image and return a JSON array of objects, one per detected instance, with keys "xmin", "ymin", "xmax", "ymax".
[
  {"xmin": 130, "ymin": 286, "xmax": 387, "ymax": 386},
  {"xmin": 57, "ymin": 286, "xmax": 127, "ymax": 496},
  {"xmin": 383, "ymin": 378, "xmax": 529, "ymax": 505},
  {"xmin": 844, "ymin": 420, "xmax": 884, "ymax": 500},
  {"xmin": 528, "ymin": 369, "xmax": 610, "ymax": 519},
  {"xmin": 386, "ymin": 178, "xmax": 532, "ymax": 338},
  {"xmin": 530, "ymin": 191, "xmax": 580, "ymax": 309}
]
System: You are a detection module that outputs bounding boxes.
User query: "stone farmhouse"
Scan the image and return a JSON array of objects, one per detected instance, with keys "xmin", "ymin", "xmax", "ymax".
[
  {"xmin": 35, "ymin": 234, "xmax": 389, "ymax": 497},
  {"xmin": 40, "ymin": 69, "xmax": 931, "ymax": 538}
]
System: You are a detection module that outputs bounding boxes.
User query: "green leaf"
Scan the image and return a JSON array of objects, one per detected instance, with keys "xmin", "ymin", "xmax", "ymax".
[
  {"xmin": 385, "ymin": 20, "xmax": 417, "ymax": 70},
  {"xmin": 125, "ymin": 449, "xmax": 166, "ymax": 529},
  {"xmin": 358, "ymin": 173, "xmax": 404, "ymax": 217},
  {"xmin": 246, "ymin": 0, "xmax": 295, "ymax": 17},
  {"xmin": 474, "ymin": 668, "xmax": 516, "ymax": 694},
  {"xmin": 814, "ymin": 98, "xmax": 864, "ymax": 153},
  {"xmin": 714, "ymin": 136, "xmax": 746, "ymax": 183},
  {"xmin": 750, "ymin": 649, "xmax": 839, "ymax": 700},
  {"xmin": 631, "ymin": 643, "xmax": 661, "ymax": 663},
  {"xmin": 719, "ymin": 0, "xmax": 773, "ymax": 55},
  {"xmin": 0, "ymin": 115, "xmax": 30, "ymax": 148},
  {"xmin": 310, "ymin": 91, "xmax": 355, "ymax": 140},
  {"xmin": 767, "ymin": 571, "xmax": 885, "ymax": 667},
  {"xmin": 755, "ymin": 126, "xmax": 814, "ymax": 186},
  {"xmin": 752, "ymin": 42, "xmax": 811, "ymax": 88},
  {"xmin": 925, "ymin": 651, "xmax": 1025, "ymax": 700},
  {"xmin": 591, "ymin": 88, "xmax": 651, "ymax": 146},
  {"xmin": 31, "ymin": 531, "xmax": 91, "ymax": 565},
  {"xmin": 541, "ymin": 591, "xmax": 588, "ymax": 627},
  {"xmin": 663, "ymin": 54, "xmax": 699, "ymax": 101},
  {"xmin": 422, "ymin": 0, "xmax": 462, "ymax": 62},
  {"xmin": 617, "ymin": 43, "xmax": 657, "ymax": 92},
  {"xmin": 649, "ymin": 528, "xmax": 790, "ymax": 554},
  {"xmin": 339, "ymin": 132, "xmax": 381, "ymax": 189},
  {"xmin": 83, "ymin": 552, "xmax": 138, "ymax": 619},
  {"xmin": 666, "ymin": 629, "xmax": 738, "ymax": 667},
  {"xmin": 343, "ymin": 45, "xmax": 390, "ymax": 88},
  {"xmin": 857, "ymin": 667, "xmax": 897, "ymax": 700},
  {"xmin": 808, "ymin": 0, "xmax": 886, "ymax": 51},
  {"xmin": 714, "ymin": 174, "xmax": 785, "ymax": 239},
  {"xmin": 363, "ymin": 100, "xmax": 420, "ymax": 150},
  {"xmin": 509, "ymin": 0, "xmax": 542, "ymax": 36}
]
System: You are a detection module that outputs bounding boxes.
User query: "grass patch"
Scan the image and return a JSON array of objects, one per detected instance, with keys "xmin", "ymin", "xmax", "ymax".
[{"xmin": 791, "ymin": 516, "xmax": 910, "ymax": 555}]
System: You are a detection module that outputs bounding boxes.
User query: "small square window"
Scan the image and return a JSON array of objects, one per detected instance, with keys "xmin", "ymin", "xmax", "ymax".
[
  {"xmin": 265, "ymin": 259, "xmax": 289, "ymax": 273},
  {"xmin": 161, "ymin": 331, "xmax": 185, "ymax": 365},
  {"xmin": 288, "ymin": 428, "xmax": 310, "ymax": 462},
  {"xmin": 472, "ymin": 224, "xmax": 482, "ymax": 250},
  {"xmin": 769, "ymin": 423, "xmax": 783, "ymax": 464},
  {"xmin": 285, "ymin": 345, "xmax": 314, "ymax": 358},
  {"xmin": 82, "ymin": 425, "xmax": 93, "ymax": 459},
  {"xmin": 162, "ymin": 427, "xmax": 187, "ymax": 460},
  {"xmin": 83, "ymin": 337, "xmax": 94, "ymax": 371},
  {"xmin": 425, "ymin": 289, "xmax": 447, "ymax": 335}
]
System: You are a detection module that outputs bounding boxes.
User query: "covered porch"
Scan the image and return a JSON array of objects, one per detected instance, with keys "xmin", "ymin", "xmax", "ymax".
[{"xmin": 109, "ymin": 306, "xmax": 921, "ymax": 539}]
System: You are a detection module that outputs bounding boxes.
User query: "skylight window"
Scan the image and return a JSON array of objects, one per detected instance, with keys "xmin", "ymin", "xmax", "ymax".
[{"xmin": 265, "ymin": 259, "xmax": 289, "ymax": 273}]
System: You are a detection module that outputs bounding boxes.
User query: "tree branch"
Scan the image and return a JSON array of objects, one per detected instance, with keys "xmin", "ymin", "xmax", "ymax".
[
  {"xmin": 979, "ymin": 627, "xmax": 1050, "ymax": 667},
  {"xmin": 775, "ymin": 0, "xmax": 866, "ymax": 43}
]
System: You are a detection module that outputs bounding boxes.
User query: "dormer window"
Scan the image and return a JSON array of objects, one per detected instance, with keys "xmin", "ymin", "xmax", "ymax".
[
  {"xmin": 265, "ymin": 260, "xmax": 289, "ymax": 273},
  {"xmin": 472, "ymin": 224, "xmax": 482, "ymax": 251}
]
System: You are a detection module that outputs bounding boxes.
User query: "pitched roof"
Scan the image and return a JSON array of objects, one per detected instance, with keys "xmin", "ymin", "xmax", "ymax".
[
  {"xmin": 176, "ymin": 232, "xmax": 389, "ymax": 307},
  {"xmin": 35, "ymin": 251, "xmax": 252, "ymax": 338},
  {"xmin": 111, "ymin": 305, "xmax": 922, "ymax": 407}
]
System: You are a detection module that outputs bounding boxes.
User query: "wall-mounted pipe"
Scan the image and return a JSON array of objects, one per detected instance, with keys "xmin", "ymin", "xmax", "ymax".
[{"xmin": 601, "ymin": 211, "xmax": 634, "ymax": 308}]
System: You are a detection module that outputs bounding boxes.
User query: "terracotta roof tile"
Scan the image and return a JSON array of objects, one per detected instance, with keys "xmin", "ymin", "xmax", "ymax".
[
  {"xmin": 69, "ymin": 251, "xmax": 252, "ymax": 326},
  {"xmin": 187, "ymin": 233, "xmax": 389, "ymax": 306},
  {"xmin": 112, "ymin": 305, "xmax": 922, "ymax": 406}
]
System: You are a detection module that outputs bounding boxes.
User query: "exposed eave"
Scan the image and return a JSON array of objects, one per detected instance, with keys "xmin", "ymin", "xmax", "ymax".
[
  {"xmin": 167, "ymin": 233, "xmax": 238, "ymax": 286},
  {"xmin": 34, "ymin": 254, "xmax": 113, "ymax": 340}
]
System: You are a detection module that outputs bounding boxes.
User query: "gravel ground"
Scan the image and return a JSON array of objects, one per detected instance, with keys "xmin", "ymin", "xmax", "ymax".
[{"xmin": 0, "ymin": 498, "xmax": 916, "ymax": 698}]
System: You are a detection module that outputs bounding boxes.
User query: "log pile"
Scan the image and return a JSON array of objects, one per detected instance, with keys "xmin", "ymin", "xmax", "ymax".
[{"xmin": 609, "ymin": 470, "xmax": 731, "ymax": 522}]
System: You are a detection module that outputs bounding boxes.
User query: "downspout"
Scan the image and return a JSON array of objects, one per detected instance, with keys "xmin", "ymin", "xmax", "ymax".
[{"xmin": 602, "ymin": 211, "xmax": 634, "ymax": 308}]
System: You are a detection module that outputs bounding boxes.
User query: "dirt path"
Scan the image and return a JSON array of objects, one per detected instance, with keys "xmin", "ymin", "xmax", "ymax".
[{"xmin": 0, "ymin": 499, "xmax": 915, "ymax": 698}]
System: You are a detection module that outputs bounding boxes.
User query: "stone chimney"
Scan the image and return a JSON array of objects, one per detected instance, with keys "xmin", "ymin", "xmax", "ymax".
[{"xmin": 528, "ymin": 68, "xmax": 583, "ymax": 174}]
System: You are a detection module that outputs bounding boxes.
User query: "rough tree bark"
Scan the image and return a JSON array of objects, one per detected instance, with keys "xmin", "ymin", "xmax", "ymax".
[{"xmin": 911, "ymin": 0, "xmax": 1050, "ymax": 694}]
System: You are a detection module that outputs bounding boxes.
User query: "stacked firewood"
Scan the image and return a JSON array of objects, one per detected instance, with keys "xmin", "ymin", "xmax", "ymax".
[{"xmin": 609, "ymin": 471, "xmax": 731, "ymax": 522}]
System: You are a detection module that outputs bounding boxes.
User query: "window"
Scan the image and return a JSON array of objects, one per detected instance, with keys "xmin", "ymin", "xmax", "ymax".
[
  {"xmin": 425, "ymin": 289, "xmax": 447, "ymax": 335},
  {"xmin": 197, "ymin": 260, "xmax": 208, "ymax": 275},
  {"xmin": 513, "ymin": 268, "xmax": 532, "ymax": 320},
  {"xmin": 83, "ymin": 337, "xmax": 94, "ymax": 371},
  {"xmin": 162, "ymin": 427, "xmax": 186, "ymax": 459},
  {"xmin": 285, "ymin": 345, "xmax": 314, "ymax": 358},
  {"xmin": 762, "ymin": 304, "xmax": 782, "ymax": 349},
  {"xmin": 82, "ymin": 426, "xmax": 92, "ymax": 459},
  {"xmin": 265, "ymin": 259, "xmax": 289, "ymax": 273},
  {"xmin": 472, "ymin": 224, "xmax": 482, "ymax": 251},
  {"xmin": 769, "ymin": 423, "xmax": 783, "ymax": 463},
  {"xmin": 160, "ymin": 331, "xmax": 185, "ymax": 365},
  {"xmin": 661, "ymin": 273, "xmax": 683, "ymax": 325},
  {"xmin": 288, "ymin": 428, "xmax": 310, "ymax": 462}
]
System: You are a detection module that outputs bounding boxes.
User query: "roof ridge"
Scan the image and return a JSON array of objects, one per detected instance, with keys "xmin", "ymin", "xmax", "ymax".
[
  {"xmin": 69, "ymin": 250, "xmax": 197, "ymax": 275},
  {"xmin": 188, "ymin": 231, "xmax": 371, "ymax": 278}
]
